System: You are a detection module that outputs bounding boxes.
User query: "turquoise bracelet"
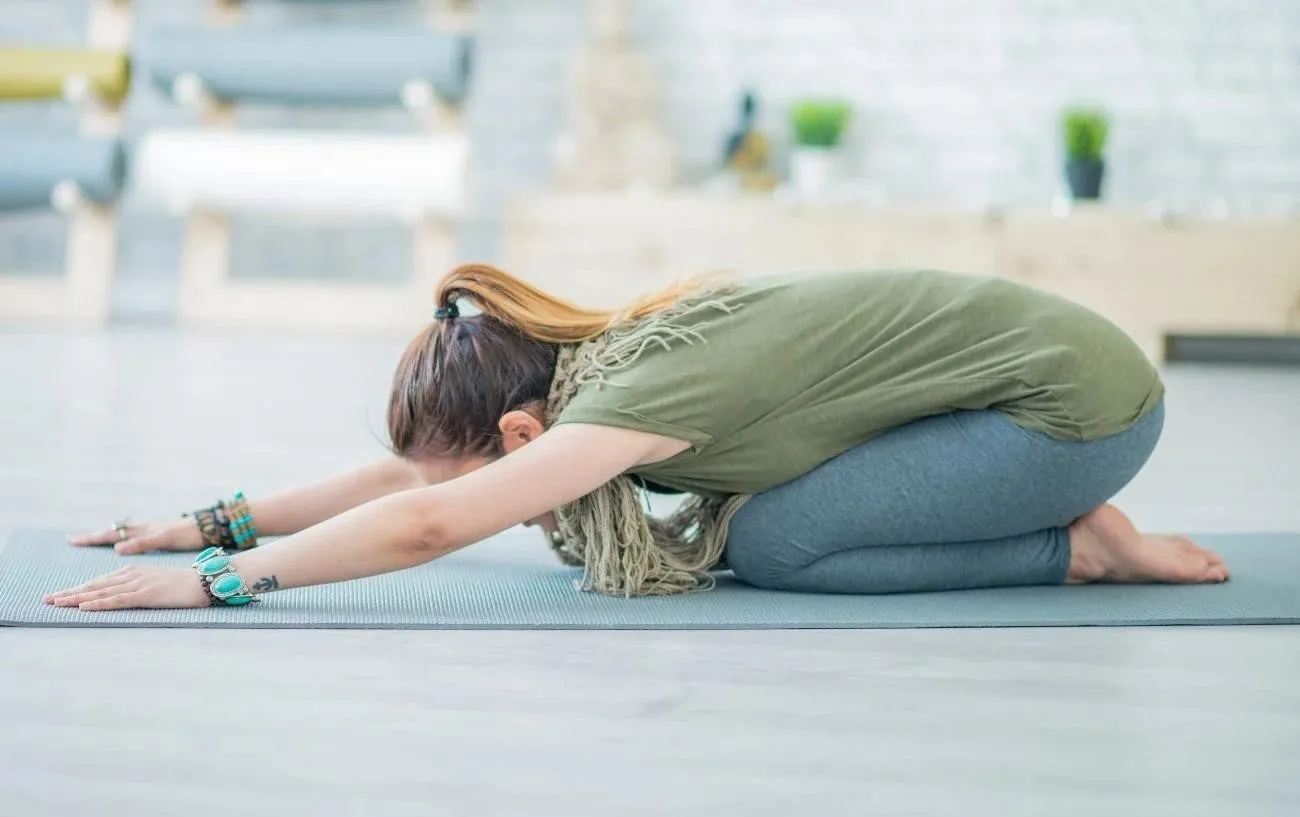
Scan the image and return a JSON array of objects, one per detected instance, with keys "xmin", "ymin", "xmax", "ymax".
[{"xmin": 192, "ymin": 547, "xmax": 259, "ymax": 606}]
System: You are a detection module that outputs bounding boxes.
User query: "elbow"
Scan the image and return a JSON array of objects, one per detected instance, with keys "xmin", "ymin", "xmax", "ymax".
[{"xmin": 407, "ymin": 496, "xmax": 456, "ymax": 562}]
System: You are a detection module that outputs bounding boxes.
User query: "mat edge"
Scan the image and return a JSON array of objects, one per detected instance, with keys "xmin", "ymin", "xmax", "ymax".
[{"xmin": 5, "ymin": 618, "xmax": 1298, "ymax": 630}]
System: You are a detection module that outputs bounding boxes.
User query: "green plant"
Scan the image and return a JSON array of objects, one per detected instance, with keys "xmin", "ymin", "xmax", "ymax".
[
  {"xmin": 1061, "ymin": 107, "xmax": 1110, "ymax": 162},
  {"xmin": 790, "ymin": 99, "xmax": 851, "ymax": 148}
]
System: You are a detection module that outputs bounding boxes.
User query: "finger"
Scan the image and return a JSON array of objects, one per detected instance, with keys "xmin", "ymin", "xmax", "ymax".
[
  {"xmin": 80, "ymin": 590, "xmax": 147, "ymax": 612},
  {"xmin": 116, "ymin": 533, "xmax": 165, "ymax": 556},
  {"xmin": 53, "ymin": 582, "xmax": 140, "ymax": 608},
  {"xmin": 68, "ymin": 527, "xmax": 128, "ymax": 547},
  {"xmin": 45, "ymin": 567, "xmax": 133, "ymax": 599},
  {"xmin": 43, "ymin": 568, "xmax": 134, "ymax": 603}
]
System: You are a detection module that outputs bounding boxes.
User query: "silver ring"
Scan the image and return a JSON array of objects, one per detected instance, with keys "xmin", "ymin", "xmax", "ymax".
[{"xmin": 114, "ymin": 519, "xmax": 130, "ymax": 542}]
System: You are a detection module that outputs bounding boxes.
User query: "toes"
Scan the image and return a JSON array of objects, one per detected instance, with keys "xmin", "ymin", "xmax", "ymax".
[
  {"xmin": 1168, "ymin": 540, "xmax": 1228, "ymax": 584},
  {"xmin": 1205, "ymin": 564, "xmax": 1229, "ymax": 583},
  {"xmin": 1169, "ymin": 537, "xmax": 1226, "ymax": 571},
  {"xmin": 1164, "ymin": 538, "xmax": 1211, "ymax": 582},
  {"xmin": 1198, "ymin": 547, "xmax": 1229, "ymax": 580},
  {"xmin": 1172, "ymin": 545, "xmax": 1212, "ymax": 583},
  {"xmin": 1185, "ymin": 557, "xmax": 1214, "ymax": 583}
]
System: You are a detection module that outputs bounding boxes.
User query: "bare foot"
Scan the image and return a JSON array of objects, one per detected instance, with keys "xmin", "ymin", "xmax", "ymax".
[{"xmin": 1066, "ymin": 504, "xmax": 1230, "ymax": 585}]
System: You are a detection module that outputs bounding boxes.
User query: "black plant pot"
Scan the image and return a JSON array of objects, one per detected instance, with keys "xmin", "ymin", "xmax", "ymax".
[{"xmin": 1065, "ymin": 158, "xmax": 1105, "ymax": 200}]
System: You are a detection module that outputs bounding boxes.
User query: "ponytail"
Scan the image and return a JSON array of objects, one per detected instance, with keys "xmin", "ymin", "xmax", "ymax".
[{"xmin": 433, "ymin": 263, "xmax": 716, "ymax": 344}]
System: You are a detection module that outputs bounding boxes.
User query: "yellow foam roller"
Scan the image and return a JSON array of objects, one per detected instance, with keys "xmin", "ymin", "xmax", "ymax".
[{"xmin": 0, "ymin": 48, "xmax": 131, "ymax": 104}]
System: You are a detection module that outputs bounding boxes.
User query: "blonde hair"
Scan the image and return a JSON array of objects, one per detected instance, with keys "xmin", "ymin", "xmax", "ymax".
[{"xmin": 434, "ymin": 263, "xmax": 720, "ymax": 344}]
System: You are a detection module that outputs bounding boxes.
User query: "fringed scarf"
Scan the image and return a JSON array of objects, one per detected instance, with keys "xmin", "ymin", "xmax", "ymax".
[{"xmin": 541, "ymin": 288, "xmax": 753, "ymax": 597}]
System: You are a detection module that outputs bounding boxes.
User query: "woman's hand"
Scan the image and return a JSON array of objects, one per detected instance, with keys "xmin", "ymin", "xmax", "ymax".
[
  {"xmin": 43, "ymin": 565, "xmax": 211, "ymax": 611},
  {"xmin": 68, "ymin": 518, "xmax": 204, "ymax": 555}
]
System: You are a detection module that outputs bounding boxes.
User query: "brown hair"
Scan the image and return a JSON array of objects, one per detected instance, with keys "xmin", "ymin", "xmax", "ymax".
[{"xmin": 387, "ymin": 263, "xmax": 704, "ymax": 461}]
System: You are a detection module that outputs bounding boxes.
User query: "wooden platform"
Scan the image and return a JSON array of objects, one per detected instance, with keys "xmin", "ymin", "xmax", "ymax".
[{"xmin": 505, "ymin": 195, "xmax": 1300, "ymax": 363}]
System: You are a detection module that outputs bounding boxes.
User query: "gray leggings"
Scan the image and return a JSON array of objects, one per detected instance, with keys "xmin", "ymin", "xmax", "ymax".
[{"xmin": 724, "ymin": 401, "xmax": 1164, "ymax": 594}]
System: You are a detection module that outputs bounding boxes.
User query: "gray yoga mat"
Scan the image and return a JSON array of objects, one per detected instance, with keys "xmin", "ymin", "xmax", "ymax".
[
  {"xmin": 0, "ymin": 134, "xmax": 126, "ymax": 211},
  {"xmin": 136, "ymin": 26, "xmax": 472, "ymax": 107},
  {"xmin": 2, "ymin": 527, "xmax": 1298, "ymax": 629}
]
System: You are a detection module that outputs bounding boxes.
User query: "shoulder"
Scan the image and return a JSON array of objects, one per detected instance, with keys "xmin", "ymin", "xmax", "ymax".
[{"xmin": 549, "ymin": 283, "xmax": 761, "ymax": 446}]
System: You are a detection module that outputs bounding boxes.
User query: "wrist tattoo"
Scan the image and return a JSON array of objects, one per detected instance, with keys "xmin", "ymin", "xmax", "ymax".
[{"xmin": 252, "ymin": 575, "xmax": 279, "ymax": 592}]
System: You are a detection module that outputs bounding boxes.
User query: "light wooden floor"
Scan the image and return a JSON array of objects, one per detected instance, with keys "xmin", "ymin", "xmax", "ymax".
[{"xmin": 2, "ymin": 327, "xmax": 1299, "ymax": 817}]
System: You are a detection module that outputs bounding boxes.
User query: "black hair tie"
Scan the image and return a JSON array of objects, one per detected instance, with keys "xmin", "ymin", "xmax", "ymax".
[{"xmin": 433, "ymin": 303, "xmax": 459, "ymax": 321}]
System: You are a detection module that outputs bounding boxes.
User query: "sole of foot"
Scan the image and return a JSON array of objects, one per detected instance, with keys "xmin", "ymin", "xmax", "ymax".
[{"xmin": 1066, "ymin": 504, "xmax": 1230, "ymax": 585}]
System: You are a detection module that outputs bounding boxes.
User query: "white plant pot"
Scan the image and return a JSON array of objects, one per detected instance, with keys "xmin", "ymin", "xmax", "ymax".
[{"xmin": 789, "ymin": 147, "xmax": 837, "ymax": 195}]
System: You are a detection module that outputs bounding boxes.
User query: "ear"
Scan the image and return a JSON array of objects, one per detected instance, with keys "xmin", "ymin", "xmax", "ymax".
[{"xmin": 498, "ymin": 407, "xmax": 546, "ymax": 454}]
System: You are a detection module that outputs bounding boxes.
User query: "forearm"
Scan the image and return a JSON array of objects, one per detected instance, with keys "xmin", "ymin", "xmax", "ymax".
[
  {"xmin": 231, "ymin": 488, "xmax": 441, "ymax": 592},
  {"xmin": 245, "ymin": 458, "xmax": 423, "ymax": 537}
]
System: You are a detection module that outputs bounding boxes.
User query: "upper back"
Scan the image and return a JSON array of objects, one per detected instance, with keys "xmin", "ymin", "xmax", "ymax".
[{"xmin": 553, "ymin": 267, "xmax": 1159, "ymax": 496}]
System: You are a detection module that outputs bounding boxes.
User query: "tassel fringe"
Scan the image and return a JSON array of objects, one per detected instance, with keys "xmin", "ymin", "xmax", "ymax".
[{"xmin": 543, "ymin": 288, "xmax": 751, "ymax": 597}]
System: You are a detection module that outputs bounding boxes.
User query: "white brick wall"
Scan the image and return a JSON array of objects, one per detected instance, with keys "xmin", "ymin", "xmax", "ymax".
[{"xmin": 467, "ymin": 0, "xmax": 1300, "ymax": 254}]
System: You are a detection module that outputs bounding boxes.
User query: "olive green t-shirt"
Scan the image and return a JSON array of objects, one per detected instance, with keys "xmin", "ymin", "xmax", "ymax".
[{"xmin": 554, "ymin": 269, "xmax": 1164, "ymax": 498}]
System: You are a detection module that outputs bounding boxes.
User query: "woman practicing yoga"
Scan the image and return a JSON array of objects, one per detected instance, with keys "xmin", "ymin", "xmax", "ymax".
[{"xmin": 46, "ymin": 264, "xmax": 1228, "ymax": 611}]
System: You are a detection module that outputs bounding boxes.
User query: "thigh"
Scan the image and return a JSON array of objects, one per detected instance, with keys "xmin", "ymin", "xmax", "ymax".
[{"xmin": 724, "ymin": 403, "xmax": 1163, "ymax": 578}]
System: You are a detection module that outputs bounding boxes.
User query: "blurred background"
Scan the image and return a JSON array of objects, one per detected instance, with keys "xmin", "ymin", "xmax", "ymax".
[{"xmin": 1, "ymin": 0, "xmax": 1297, "ymax": 362}]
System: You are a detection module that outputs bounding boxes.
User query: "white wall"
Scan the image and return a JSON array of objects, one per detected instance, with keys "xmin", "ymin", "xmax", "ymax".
[{"xmin": 466, "ymin": 0, "xmax": 1300, "ymax": 253}]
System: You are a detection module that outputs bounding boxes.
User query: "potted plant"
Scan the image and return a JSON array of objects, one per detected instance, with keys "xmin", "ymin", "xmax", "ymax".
[
  {"xmin": 789, "ymin": 98, "xmax": 851, "ymax": 195},
  {"xmin": 1061, "ymin": 106, "xmax": 1110, "ymax": 200}
]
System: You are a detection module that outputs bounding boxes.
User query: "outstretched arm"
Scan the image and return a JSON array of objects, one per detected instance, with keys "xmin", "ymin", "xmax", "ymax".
[
  {"xmin": 45, "ymin": 424, "xmax": 681, "ymax": 609},
  {"xmin": 229, "ymin": 423, "xmax": 665, "ymax": 591},
  {"xmin": 242, "ymin": 457, "xmax": 434, "ymax": 538},
  {"xmin": 68, "ymin": 456, "xmax": 440, "ymax": 554}
]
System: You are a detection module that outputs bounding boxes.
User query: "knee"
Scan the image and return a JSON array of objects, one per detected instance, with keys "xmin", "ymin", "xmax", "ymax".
[
  {"xmin": 725, "ymin": 545, "xmax": 781, "ymax": 589},
  {"xmin": 723, "ymin": 512, "xmax": 805, "ymax": 590}
]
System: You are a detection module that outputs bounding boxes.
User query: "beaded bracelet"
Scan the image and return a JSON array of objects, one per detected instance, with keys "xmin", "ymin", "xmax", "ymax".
[
  {"xmin": 185, "ymin": 492, "xmax": 258, "ymax": 551},
  {"xmin": 189, "ymin": 504, "xmax": 232, "ymax": 548},
  {"xmin": 225, "ymin": 491, "xmax": 258, "ymax": 550}
]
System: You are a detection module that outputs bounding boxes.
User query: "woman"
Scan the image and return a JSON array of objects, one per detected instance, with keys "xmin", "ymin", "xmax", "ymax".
[{"xmin": 46, "ymin": 264, "xmax": 1228, "ymax": 611}]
